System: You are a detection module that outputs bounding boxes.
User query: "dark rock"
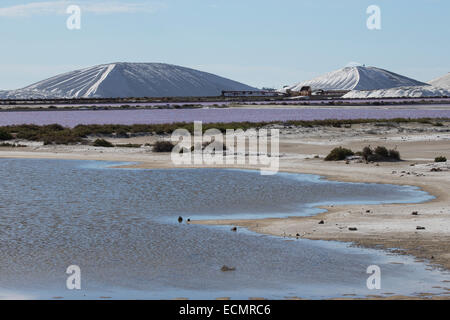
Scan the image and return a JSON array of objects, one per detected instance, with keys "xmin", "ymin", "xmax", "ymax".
[
  {"xmin": 416, "ymin": 226, "xmax": 426, "ymax": 230},
  {"xmin": 178, "ymin": 216, "xmax": 183, "ymax": 223},
  {"xmin": 318, "ymin": 220, "xmax": 325, "ymax": 225},
  {"xmin": 231, "ymin": 227, "xmax": 237, "ymax": 232},
  {"xmin": 349, "ymin": 227, "xmax": 358, "ymax": 231},
  {"xmin": 412, "ymin": 211, "xmax": 419, "ymax": 216},
  {"xmin": 221, "ymin": 265, "xmax": 236, "ymax": 272}
]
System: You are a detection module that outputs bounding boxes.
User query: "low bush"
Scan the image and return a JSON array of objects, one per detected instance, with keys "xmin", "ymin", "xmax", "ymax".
[
  {"xmin": 361, "ymin": 146, "xmax": 401, "ymax": 162},
  {"xmin": 115, "ymin": 144, "xmax": 142, "ymax": 148},
  {"xmin": 324, "ymin": 147, "xmax": 354, "ymax": 161},
  {"xmin": 374, "ymin": 146, "xmax": 389, "ymax": 158},
  {"xmin": 93, "ymin": 139, "xmax": 114, "ymax": 148},
  {"xmin": 388, "ymin": 149, "xmax": 401, "ymax": 161},
  {"xmin": 42, "ymin": 130, "xmax": 81, "ymax": 145},
  {"xmin": 0, "ymin": 117, "xmax": 448, "ymax": 145},
  {"xmin": 153, "ymin": 141, "xmax": 174, "ymax": 153},
  {"xmin": 435, "ymin": 156, "xmax": 447, "ymax": 163},
  {"xmin": 0, "ymin": 130, "xmax": 13, "ymax": 141},
  {"xmin": 329, "ymin": 145, "xmax": 401, "ymax": 162},
  {"xmin": 362, "ymin": 146, "xmax": 373, "ymax": 160}
]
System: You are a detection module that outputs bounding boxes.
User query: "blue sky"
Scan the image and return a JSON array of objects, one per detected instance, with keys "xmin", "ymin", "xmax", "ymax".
[{"xmin": 0, "ymin": 0, "xmax": 448, "ymax": 89}]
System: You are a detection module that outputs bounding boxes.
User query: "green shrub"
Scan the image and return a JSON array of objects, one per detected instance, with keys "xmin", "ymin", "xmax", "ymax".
[
  {"xmin": 93, "ymin": 139, "xmax": 114, "ymax": 148},
  {"xmin": 42, "ymin": 130, "xmax": 81, "ymax": 145},
  {"xmin": 388, "ymin": 149, "xmax": 401, "ymax": 161},
  {"xmin": 44, "ymin": 124, "xmax": 65, "ymax": 131},
  {"xmin": 0, "ymin": 130, "xmax": 13, "ymax": 141},
  {"xmin": 115, "ymin": 143, "xmax": 142, "ymax": 148},
  {"xmin": 153, "ymin": 141, "xmax": 174, "ymax": 153},
  {"xmin": 0, "ymin": 117, "xmax": 449, "ymax": 145},
  {"xmin": 435, "ymin": 156, "xmax": 447, "ymax": 163},
  {"xmin": 362, "ymin": 146, "xmax": 373, "ymax": 160},
  {"xmin": 374, "ymin": 146, "xmax": 389, "ymax": 158},
  {"xmin": 362, "ymin": 146, "xmax": 401, "ymax": 162},
  {"xmin": 324, "ymin": 147, "xmax": 354, "ymax": 161}
]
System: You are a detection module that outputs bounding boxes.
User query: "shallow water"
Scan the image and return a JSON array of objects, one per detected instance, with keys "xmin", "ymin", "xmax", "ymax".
[
  {"xmin": 1, "ymin": 108, "xmax": 450, "ymax": 127},
  {"xmin": 0, "ymin": 159, "xmax": 448, "ymax": 299}
]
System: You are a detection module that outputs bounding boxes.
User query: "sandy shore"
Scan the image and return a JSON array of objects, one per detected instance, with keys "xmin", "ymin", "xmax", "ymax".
[{"xmin": 1, "ymin": 121, "xmax": 450, "ymax": 277}]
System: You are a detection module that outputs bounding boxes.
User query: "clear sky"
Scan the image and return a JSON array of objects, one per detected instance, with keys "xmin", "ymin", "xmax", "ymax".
[{"xmin": 0, "ymin": 0, "xmax": 448, "ymax": 90}]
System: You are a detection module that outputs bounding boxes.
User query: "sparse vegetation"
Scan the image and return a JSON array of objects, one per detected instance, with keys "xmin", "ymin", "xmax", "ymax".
[
  {"xmin": 435, "ymin": 156, "xmax": 447, "ymax": 163},
  {"xmin": 361, "ymin": 146, "xmax": 373, "ymax": 160},
  {"xmin": 374, "ymin": 146, "xmax": 389, "ymax": 158},
  {"xmin": 0, "ymin": 130, "xmax": 13, "ymax": 141},
  {"xmin": 388, "ymin": 149, "xmax": 401, "ymax": 161},
  {"xmin": 0, "ymin": 143, "xmax": 26, "ymax": 148},
  {"xmin": 93, "ymin": 139, "xmax": 114, "ymax": 148},
  {"xmin": 115, "ymin": 144, "xmax": 142, "ymax": 148},
  {"xmin": 327, "ymin": 145, "xmax": 401, "ymax": 162},
  {"xmin": 0, "ymin": 117, "xmax": 447, "ymax": 145},
  {"xmin": 360, "ymin": 146, "xmax": 401, "ymax": 162},
  {"xmin": 153, "ymin": 141, "xmax": 174, "ymax": 153},
  {"xmin": 324, "ymin": 147, "xmax": 354, "ymax": 161}
]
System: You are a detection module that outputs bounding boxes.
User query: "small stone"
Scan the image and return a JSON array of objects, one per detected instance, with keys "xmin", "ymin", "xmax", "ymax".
[
  {"xmin": 178, "ymin": 216, "xmax": 183, "ymax": 223},
  {"xmin": 231, "ymin": 227, "xmax": 237, "ymax": 232},
  {"xmin": 412, "ymin": 211, "xmax": 419, "ymax": 216},
  {"xmin": 318, "ymin": 220, "xmax": 325, "ymax": 225},
  {"xmin": 349, "ymin": 227, "xmax": 358, "ymax": 231},
  {"xmin": 416, "ymin": 226, "xmax": 426, "ymax": 230}
]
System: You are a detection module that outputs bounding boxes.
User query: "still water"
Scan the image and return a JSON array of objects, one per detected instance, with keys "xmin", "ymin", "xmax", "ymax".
[
  {"xmin": 1, "ymin": 108, "xmax": 450, "ymax": 127},
  {"xmin": 0, "ymin": 159, "xmax": 448, "ymax": 299}
]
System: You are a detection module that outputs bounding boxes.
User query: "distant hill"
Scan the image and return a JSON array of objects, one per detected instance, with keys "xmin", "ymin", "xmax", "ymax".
[{"xmin": 0, "ymin": 63, "xmax": 258, "ymax": 99}]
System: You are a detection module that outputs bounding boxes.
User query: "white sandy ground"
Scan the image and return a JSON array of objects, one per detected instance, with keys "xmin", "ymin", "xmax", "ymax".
[{"xmin": 1, "ymin": 121, "xmax": 450, "ymax": 299}]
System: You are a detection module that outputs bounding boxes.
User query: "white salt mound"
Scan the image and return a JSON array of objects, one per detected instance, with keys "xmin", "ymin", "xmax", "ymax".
[
  {"xmin": 343, "ymin": 86, "xmax": 450, "ymax": 98},
  {"xmin": 429, "ymin": 73, "xmax": 450, "ymax": 88},
  {"xmin": 0, "ymin": 62, "xmax": 258, "ymax": 99},
  {"xmin": 284, "ymin": 66, "xmax": 427, "ymax": 92}
]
